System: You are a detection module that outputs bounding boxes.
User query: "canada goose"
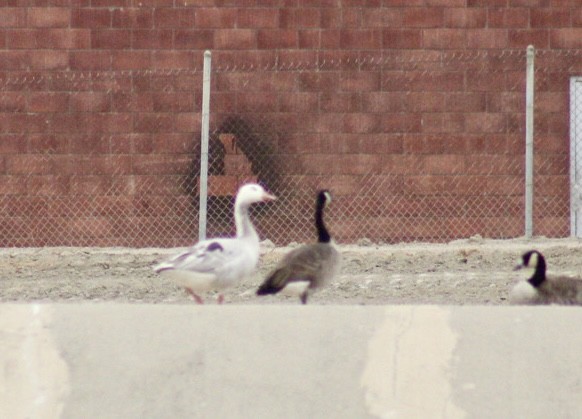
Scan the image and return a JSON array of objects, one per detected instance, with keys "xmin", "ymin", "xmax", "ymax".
[
  {"xmin": 510, "ymin": 250, "xmax": 582, "ymax": 305},
  {"xmin": 257, "ymin": 190, "xmax": 340, "ymax": 304},
  {"xmin": 153, "ymin": 183, "xmax": 276, "ymax": 304}
]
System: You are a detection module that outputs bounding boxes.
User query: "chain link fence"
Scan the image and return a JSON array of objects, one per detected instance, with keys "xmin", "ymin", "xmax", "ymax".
[
  {"xmin": 0, "ymin": 48, "xmax": 579, "ymax": 247},
  {"xmin": 0, "ymin": 67, "xmax": 206, "ymax": 247},
  {"xmin": 201, "ymin": 49, "xmax": 577, "ymax": 244},
  {"xmin": 531, "ymin": 50, "xmax": 581, "ymax": 238}
]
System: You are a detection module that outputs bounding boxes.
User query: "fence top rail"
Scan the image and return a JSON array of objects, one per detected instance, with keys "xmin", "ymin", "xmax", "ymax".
[{"xmin": 0, "ymin": 49, "xmax": 580, "ymax": 87}]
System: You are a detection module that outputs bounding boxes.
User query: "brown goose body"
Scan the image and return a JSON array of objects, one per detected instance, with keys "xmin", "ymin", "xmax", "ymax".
[
  {"xmin": 259, "ymin": 243, "xmax": 340, "ymax": 304},
  {"xmin": 257, "ymin": 190, "xmax": 340, "ymax": 304},
  {"xmin": 510, "ymin": 250, "xmax": 582, "ymax": 305}
]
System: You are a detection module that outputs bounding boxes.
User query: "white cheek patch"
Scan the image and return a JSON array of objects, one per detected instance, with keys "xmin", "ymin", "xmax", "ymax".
[
  {"xmin": 519, "ymin": 265, "xmax": 537, "ymax": 279},
  {"xmin": 515, "ymin": 256, "xmax": 536, "ymax": 280}
]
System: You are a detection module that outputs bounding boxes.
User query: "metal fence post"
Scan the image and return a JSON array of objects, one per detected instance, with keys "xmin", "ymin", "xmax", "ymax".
[
  {"xmin": 525, "ymin": 45, "xmax": 535, "ymax": 238},
  {"xmin": 199, "ymin": 50, "xmax": 212, "ymax": 242},
  {"xmin": 571, "ymin": 77, "xmax": 582, "ymax": 237}
]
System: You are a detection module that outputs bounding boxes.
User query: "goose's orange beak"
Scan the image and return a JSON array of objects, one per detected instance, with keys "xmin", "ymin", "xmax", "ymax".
[{"xmin": 263, "ymin": 192, "xmax": 277, "ymax": 202}]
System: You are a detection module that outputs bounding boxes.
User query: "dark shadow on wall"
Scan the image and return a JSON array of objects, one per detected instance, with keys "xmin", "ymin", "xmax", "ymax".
[
  {"xmin": 184, "ymin": 116, "xmax": 282, "ymax": 236},
  {"xmin": 186, "ymin": 116, "xmax": 281, "ymax": 195},
  {"xmin": 184, "ymin": 131, "xmax": 224, "ymax": 195},
  {"xmin": 217, "ymin": 116, "xmax": 281, "ymax": 194}
]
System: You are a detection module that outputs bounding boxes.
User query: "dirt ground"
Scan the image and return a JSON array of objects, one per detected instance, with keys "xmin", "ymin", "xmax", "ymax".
[{"xmin": 1, "ymin": 236, "xmax": 582, "ymax": 305}]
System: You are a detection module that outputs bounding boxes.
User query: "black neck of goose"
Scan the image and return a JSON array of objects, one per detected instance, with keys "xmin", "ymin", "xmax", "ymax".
[
  {"xmin": 315, "ymin": 199, "xmax": 331, "ymax": 243},
  {"xmin": 527, "ymin": 253, "xmax": 546, "ymax": 288}
]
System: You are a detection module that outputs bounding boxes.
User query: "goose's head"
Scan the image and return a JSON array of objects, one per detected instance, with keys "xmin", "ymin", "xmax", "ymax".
[
  {"xmin": 236, "ymin": 183, "xmax": 276, "ymax": 206},
  {"xmin": 513, "ymin": 250, "xmax": 546, "ymax": 287},
  {"xmin": 317, "ymin": 190, "xmax": 332, "ymax": 208}
]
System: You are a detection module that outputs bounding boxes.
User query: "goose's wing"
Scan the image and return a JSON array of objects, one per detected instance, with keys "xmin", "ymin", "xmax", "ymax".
[
  {"xmin": 258, "ymin": 244, "xmax": 338, "ymax": 294},
  {"xmin": 540, "ymin": 277, "xmax": 582, "ymax": 304},
  {"xmin": 154, "ymin": 238, "xmax": 243, "ymax": 275}
]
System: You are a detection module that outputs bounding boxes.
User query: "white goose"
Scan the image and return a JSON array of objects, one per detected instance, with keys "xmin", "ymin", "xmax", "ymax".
[{"xmin": 154, "ymin": 183, "xmax": 276, "ymax": 304}]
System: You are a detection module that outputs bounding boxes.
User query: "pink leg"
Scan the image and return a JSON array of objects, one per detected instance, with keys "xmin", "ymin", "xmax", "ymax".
[
  {"xmin": 217, "ymin": 294, "xmax": 225, "ymax": 304},
  {"xmin": 185, "ymin": 288, "xmax": 204, "ymax": 304}
]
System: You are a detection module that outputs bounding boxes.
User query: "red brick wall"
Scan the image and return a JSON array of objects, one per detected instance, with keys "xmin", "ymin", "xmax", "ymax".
[{"xmin": 0, "ymin": 3, "xmax": 581, "ymax": 246}]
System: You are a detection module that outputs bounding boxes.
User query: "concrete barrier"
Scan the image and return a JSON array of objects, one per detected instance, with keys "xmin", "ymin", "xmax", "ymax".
[{"xmin": 1, "ymin": 304, "xmax": 581, "ymax": 418}]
